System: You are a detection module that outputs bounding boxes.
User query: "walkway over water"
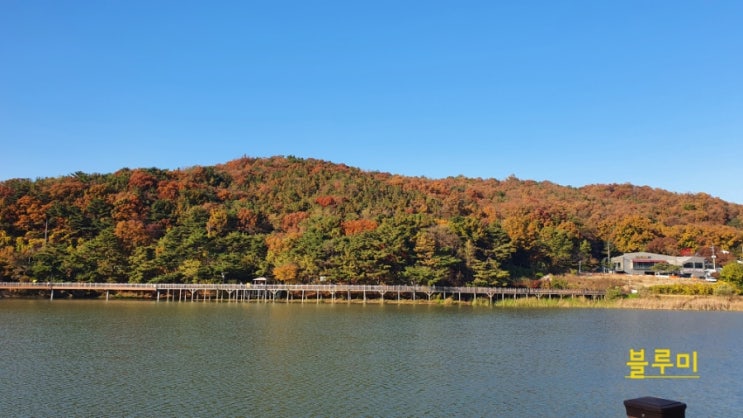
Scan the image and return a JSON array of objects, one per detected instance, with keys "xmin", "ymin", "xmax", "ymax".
[{"xmin": 0, "ymin": 282, "xmax": 604, "ymax": 303}]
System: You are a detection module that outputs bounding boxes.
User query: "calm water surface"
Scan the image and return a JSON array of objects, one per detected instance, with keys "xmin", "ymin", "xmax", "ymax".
[{"xmin": 1, "ymin": 300, "xmax": 741, "ymax": 417}]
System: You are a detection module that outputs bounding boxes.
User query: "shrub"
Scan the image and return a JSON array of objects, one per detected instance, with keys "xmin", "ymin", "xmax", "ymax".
[
  {"xmin": 713, "ymin": 283, "xmax": 737, "ymax": 296},
  {"xmin": 550, "ymin": 278, "xmax": 569, "ymax": 289},
  {"xmin": 719, "ymin": 263, "xmax": 743, "ymax": 290},
  {"xmin": 648, "ymin": 283, "xmax": 714, "ymax": 295},
  {"xmin": 605, "ymin": 286, "xmax": 625, "ymax": 300}
]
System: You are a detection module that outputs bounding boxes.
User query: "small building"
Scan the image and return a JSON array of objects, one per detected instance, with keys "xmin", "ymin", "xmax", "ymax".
[{"xmin": 611, "ymin": 252, "xmax": 707, "ymax": 277}]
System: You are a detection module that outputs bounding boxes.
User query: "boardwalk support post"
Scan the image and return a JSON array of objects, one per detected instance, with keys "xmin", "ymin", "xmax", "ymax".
[
  {"xmin": 624, "ymin": 396, "xmax": 686, "ymax": 418},
  {"xmin": 0, "ymin": 283, "xmax": 605, "ymax": 303}
]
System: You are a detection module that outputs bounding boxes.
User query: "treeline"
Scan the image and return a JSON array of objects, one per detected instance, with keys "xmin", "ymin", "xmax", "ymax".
[{"xmin": 1, "ymin": 156, "xmax": 742, "ymax": 286}]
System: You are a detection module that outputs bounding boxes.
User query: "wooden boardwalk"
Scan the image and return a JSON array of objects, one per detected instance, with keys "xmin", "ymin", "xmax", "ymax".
[{"xmin": 0, "ymin": 282, "xmax": 605, "ymax": 303}]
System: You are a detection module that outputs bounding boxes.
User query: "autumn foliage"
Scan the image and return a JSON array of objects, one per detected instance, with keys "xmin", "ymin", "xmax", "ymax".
[{"xmin": 1, "ymin": 156, "xmax": 742, "ymax": 285}]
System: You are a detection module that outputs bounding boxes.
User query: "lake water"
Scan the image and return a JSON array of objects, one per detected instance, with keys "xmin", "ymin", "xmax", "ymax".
[{"xmin": 1, "ymin": 300, "xmax": 741, "ymax": 417}]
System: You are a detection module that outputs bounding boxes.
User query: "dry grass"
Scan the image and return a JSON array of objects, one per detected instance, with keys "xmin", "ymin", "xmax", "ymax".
[
  {"xmin": 557, "ymin": 273, "xmax": 716, "ymax": 291},
  {"xmin": 559, "ymin": 275, "xmax": 627, "ymax": 290},
  {"xmin": 531, "ymin": 274, "xmax": 743, "ymax": 311},
  {"xmin": 489, "ymin": 294, "xmax": 743, "ymax": 311},
  {"xmin": 495, "ymin": 296, "xmax": 607, "ymax": 309},
  {"xmin": 612, "ymin": 295, "xmax": 743, "ymax": 311}
]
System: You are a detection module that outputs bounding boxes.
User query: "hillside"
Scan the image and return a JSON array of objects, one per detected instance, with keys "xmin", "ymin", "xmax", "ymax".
[{"xmin": 1, "ymin": 155, "xmax": 742, "ymax": 285}]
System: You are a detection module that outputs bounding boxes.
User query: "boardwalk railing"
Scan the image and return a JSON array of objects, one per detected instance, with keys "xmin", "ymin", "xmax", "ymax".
[{"xmin": 0, "ymin": 282, "xmax": 605, "ymax": 302}]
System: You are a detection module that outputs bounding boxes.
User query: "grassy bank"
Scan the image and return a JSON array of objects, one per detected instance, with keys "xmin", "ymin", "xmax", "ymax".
[
  {"xmin": 488, "ymin": 294, "xmax": 743, "ymax": 311},
  {"xmin": 492, "ymin": 296, "xmax": 612, "ymax": 309},
  {"xmin": 352, "ymin": 293, "xmax": 743, "ymax": 311},
  {"xmin": 611, "ymin": 294, "xmax": 743, "ymax": 311}
]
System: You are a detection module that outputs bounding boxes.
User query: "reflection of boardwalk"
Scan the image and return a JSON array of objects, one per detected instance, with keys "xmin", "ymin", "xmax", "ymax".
[{"xmin": 0, "ymin": 282, "xmax": 605, "ymax": 303}]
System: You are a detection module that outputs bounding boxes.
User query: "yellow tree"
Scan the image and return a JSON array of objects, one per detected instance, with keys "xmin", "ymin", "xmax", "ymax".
[
  {"xmin": 608, "ymin": 215, "xmax": 660, "ymax": 253},
  {"xmin": 265, "ymin": 233, "xmax": 300, "ymax": 282},
  {"xmin": 273, "ymin": 263, "xmax": 299, "ymax": 282},
  {"xmin": 206, "ymin": 207, "xmax": 229, "ymax": 237}
]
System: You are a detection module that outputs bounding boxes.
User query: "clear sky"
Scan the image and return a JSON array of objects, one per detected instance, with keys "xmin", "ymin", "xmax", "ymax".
[{"xmin": 1, "ymin": 1, "xmax": 741, "ymax": 203}]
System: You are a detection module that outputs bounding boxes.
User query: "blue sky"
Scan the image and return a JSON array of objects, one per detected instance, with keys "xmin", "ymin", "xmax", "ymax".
[{"xmin": 2, "ymin": 1, "xmax": 741, "ymax": 203}]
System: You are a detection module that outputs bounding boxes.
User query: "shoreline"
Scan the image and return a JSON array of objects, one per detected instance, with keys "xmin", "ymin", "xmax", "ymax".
[
  {"xmin": 488, "ymin": 294, "xmax": 743, "ymax": 311},
  {"xmin": 3, "ymin": 292, "xmax": 743, "ymax": 311}
]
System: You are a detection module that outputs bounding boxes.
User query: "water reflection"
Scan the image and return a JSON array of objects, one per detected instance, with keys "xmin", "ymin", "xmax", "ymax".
[{"xmin": 1, "ymin": 301, "xmax": 741, "ymax": 417}]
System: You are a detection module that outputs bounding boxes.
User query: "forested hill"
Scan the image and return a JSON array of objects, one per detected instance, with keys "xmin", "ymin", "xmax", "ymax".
[{"xmin": 1, "ymin": 155, "xmax": 742, "ymax": 286}]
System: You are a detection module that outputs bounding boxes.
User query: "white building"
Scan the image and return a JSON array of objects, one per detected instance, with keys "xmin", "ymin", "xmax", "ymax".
[{"xmin": 610, "ymin": 252, "xmax": 708, "ymax": 277}]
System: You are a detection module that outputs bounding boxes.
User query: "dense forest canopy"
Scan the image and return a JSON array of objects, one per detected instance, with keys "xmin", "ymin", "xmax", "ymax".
[{"xmin": 1, "ymin": 156, "xmax": 742, "ymax": 286}]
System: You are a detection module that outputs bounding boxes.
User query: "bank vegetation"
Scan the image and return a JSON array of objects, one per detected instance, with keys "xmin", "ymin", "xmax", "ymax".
[{"xmin": 2, "ymin": 156, "xmax": 743, "ymax": 292}]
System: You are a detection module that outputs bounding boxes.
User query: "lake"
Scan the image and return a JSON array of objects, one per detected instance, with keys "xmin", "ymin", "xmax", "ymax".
[{"xmin": 1, "ymin": 300, "xmax": 741, "ymax": 417}]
